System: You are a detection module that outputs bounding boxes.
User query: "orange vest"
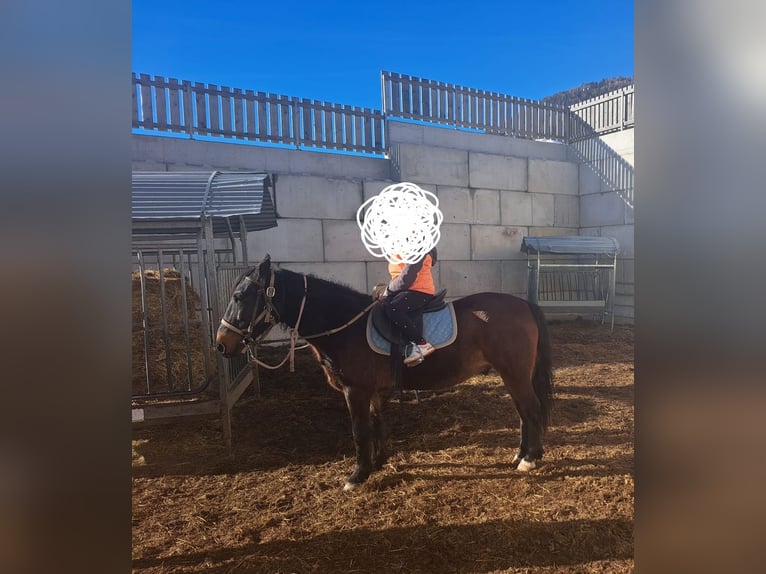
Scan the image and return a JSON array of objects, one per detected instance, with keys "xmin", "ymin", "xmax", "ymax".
[{"xmin": 388, "ymin": 254, "xmax": 435, "ymax": 295}]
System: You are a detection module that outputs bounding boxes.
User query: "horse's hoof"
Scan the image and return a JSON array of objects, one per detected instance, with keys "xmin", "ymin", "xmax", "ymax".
[
  {"xmin": 517, "ymin": 458, "xmax": 536, "ymax": 472},
  {"xmin": 511, "ymin": 454, "xmax": 522, "ymax": 469},
  {"xmin": 343, "ymin": 481, "xmax": 359, "ymax": 492}
]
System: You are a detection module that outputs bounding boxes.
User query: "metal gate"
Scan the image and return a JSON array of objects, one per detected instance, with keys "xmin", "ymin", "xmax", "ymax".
[{"xmin": 131, "ymin": 171, "xmax": 276, "ymax": 448}]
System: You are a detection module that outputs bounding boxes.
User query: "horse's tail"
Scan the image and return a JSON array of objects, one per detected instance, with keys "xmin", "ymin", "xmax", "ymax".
[{"xmin": 528, "ymin": 302, "xmax": 554, "ymax": 430}]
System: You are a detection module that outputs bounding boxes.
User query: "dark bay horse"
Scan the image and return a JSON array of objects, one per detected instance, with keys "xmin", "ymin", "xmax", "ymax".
[{"xmin": 216, "ymin": 255, "xmax": 553, "ymax": 491}]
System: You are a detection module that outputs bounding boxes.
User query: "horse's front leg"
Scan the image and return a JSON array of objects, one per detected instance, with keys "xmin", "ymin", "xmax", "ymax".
[
  {"xmin": 370, "ymin": 392, "xmax": 388, "ymax": 471},
  {"xmin": 342, "ymin": 385, "xmax": 374, "ymax": 492}
]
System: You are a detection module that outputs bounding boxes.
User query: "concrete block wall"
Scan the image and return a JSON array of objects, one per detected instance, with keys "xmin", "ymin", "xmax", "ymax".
[{"xmin": 133, "ymin": 120, "xmax": 634, "ymax": 322}]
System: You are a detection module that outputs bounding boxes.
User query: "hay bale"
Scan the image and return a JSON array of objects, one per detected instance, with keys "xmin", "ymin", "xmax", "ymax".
[{"xmin": 132, "ymin": 269, "xmax": 215, "ymax": 397}]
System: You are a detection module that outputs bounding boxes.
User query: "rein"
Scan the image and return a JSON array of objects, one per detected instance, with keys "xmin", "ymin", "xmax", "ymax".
[{"xmin": 238, "ymin": 272, "xmax": 376, "ymax": 372}]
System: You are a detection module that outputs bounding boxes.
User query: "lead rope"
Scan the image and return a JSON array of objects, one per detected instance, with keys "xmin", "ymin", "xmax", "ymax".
[{"xmin": 245, "ymin": 274, "xmax": 378, "ymax": 371}]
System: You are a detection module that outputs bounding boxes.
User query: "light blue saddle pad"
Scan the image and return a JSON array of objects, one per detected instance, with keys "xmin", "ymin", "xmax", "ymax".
[{"xmin": 366, "ymin": 303, "xmax": 458, "ymax": 356}]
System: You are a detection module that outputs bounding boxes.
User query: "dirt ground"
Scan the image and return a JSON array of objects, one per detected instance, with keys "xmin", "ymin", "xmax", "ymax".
[{"xmin": 132, "ymin": 319, "xmax": 634, "ymax": 573}]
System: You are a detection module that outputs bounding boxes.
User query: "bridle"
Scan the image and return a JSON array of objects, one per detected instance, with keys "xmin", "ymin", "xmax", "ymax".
[
  {"xmin": 219, "ymin": 268, "xmax": 377, "ymax": 371},
  {"xmin": 219, "ymin": 269, "xmax": 280, "ymax": 349}
]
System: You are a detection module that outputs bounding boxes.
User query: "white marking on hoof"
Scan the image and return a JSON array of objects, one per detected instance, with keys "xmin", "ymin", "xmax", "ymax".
[
  {"xmin": 511, "ymin": 454, "xmax": 522, "ymax": 466},
  {"xmin": 343, "ymin": 482, "xmax": 358, "ymax": 492},
  {"xmin": 517, "ymin": 459, "xmax": 536, "ymax": 472}
]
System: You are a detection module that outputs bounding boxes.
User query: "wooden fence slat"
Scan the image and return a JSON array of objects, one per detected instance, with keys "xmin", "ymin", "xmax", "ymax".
[
  {"xmin": 391, "ymin": 77, "xmax": 401, "ymax": 115},
  {"xmin": 344, "ymin": 105, "xmax": 352, "ymax": 148},
  {"xmin": 194, "ymin": 82, "xmax": 207, "ymax": 134},
  {"xmin": 168, "ymin": 78, "xmax": 181, "ymax": 131},
  {"xmin": 353, "ymin": 108, "xmax": 363, "ymax": 151},
  {"xmin": 232, "ymin": 88, "xmax": 244, "ymax": 138},
  {"xmin": 257, "ymin": 92, "xmax": 267, "ymax": 138},
  {"xmin": 220, "ymin": 85, "xmax": 232, "ymax": 136},
  {"xmin": 268, "ymin": 94, "xmax": 279, "ymax": 141},
  {"xmin": 181, "ymin": 81, "xmax": 193, "ymax": 134},
  {"xmin": 334, "ymin": 105, "xmax": 344, "ymax": 148},
  {"xmin": 208, "ymin": 84, "xmax": 220, "ymax": 135},
  {"xmin": 301, "ymin": 98, "xmax": 312, "ymax": 143},
  {"xmin": 245, "ymin": 90, "xmax": 256, "ymax": 137},
  {"xmin": 154, "ymin": 76, "xmax": 168, "ymax": 129},
  {"xmin": 280, "ymin": 95, "xmax": 292, "ymax": 144},
  {"xmin": 313, "ymin": 101, "xmax": 323, "ymax": 144},
  {"xmin": 139, "ymin": 73, "xmax": 153, "ymax": 128},
  {"xmin": 363, "ymin": 108, "xmax": 373, "ymax": 152},
  {"xmin": 131, "ymin": 72, "xmax": 139, "ymax": 127},
  {"xmin": 324, "ymin": 103, "xmax": 334, "ymax": 148}
]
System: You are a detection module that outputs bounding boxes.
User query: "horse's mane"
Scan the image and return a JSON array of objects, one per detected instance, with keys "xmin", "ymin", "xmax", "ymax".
[{"xmin": 277, "ymin": 267, "xmax": 372, "ymax": 315}]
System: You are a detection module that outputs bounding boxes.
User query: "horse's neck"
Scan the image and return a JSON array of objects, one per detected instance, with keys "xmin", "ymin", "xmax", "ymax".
[{"xmin": 276, "ymin": 270, "xmax": 365, "ymax": 336}]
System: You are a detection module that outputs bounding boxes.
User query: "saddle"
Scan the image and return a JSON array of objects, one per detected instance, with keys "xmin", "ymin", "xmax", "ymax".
[{"xmin": 371, "ymin": 289, "xmax": 448, "ymax": 346}]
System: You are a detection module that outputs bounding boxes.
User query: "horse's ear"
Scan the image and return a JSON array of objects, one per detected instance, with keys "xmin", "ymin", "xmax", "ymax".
[{"xmin": 258, "ymin": 254, "xmax": 272, "ymax": 275}]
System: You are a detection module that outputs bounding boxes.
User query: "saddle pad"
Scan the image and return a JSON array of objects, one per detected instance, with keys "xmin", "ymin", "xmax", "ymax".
[{"xmin": 366, "ymin": 303, "xmax": 458, "ymax": 356}]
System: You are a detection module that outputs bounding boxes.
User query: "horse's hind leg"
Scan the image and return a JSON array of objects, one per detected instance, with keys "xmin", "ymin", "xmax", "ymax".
[
  {"xmin": 509, "ymin": 391, "xmax": 544, "ymax": 471},
  {"xmin": 496, "ymin": 368, "xmax": 545, "ymax": 472},
  {"xmin": 342, "ymin": 385, "xmax": 374, "ymax": 491},
  {"xmin": 370, "ymin": 393, "xmax": 388, "ymax": 471}
]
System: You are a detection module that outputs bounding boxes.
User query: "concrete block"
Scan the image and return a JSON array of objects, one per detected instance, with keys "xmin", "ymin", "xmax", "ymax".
[
  {"xmin": 437, "ymin": 186, "xmax": 473, "ymax": 223},
  {"xmin": 618, "ymin": 258, "xmax": 635, "ymax": 284},
  {"xmin": 580, "ymin": 192, "xmax": 627, "ymax": 227},
  {"xmin": 437, "ymin": 224, "xmax": 471, "ymax": 260},
  {"xmin": 366, "ymin": 261, "xmax": 391, "ymax": 292},
  {"xmin": 132, "ymin": 160, "xmax": 168, "ymax": 171},
  {"xmin": 387, "ymin": 121, "xmax": 426, "ymax": 145},
  {"xmin": 600, "ymin": 130, "xmax": 635, "ymax": 168},
  {"xmin": 396, "ymin": 144, "xmax": 469, "ymax": 187},
  {"xmin": 275, "ymin": 175, "xmax": 362, "ymax": 219},
  {"xmin": 502, "ymin": 260, "xmax": 530, "ymax": 295},
  {"xmin": 471, "ymin": 225, "xmax": 527, "ymax": 260},
  {"xmin": 323, "ymin": 220, "xmax": 377, "ymax": 261},
  {"xmin": 555, "ymin": 195, "xmax": 579, "ymax": 227},
  {"xmin": 472, "ymin": 188, "xmax": 500, "ymax": 225},
  {"xmin": 527, "ymin": 227, "xmax": 579, "ymax": 237},
  {"xmin": 532, "ymin": 194, "xmax": 555, "ymax": 226},
  {"xmin": 365, "ymin": 259, "xmax": 443, "ymax": 294},
  {"xmin": 500, "ymin": 190, "xmax": 532, "ymax": 226},
  {"xmin": 362, "ymin": 180, "xmax": 396, "ymax": 202},
  {"xmin": 579, "ymin": 164, "xmax": 603, "ymax": 195},
  {"xmin": 469, "ymin": 152, "xmax": 527, "ymax": 191},
  {"xmin": 406, "ymin": 122, "xmax": 569, "ymax": 161},
  {"xmin": 600, "ymin": 224, "xmax": 634, "ymax": 258},
  {"xmin": 280, "ymin": 262, "xmax": 368, "ymax": 294},
  {"xmin": 528, "ymin": 159, "xmax": 579, "ymax": 195},
  {"xmin": 246, "ymin": 218, "xmax": 324, "ymax": 262},
  {"xmin": 439, "ymin": 261, "xmax": 502, "ymax": 297}
]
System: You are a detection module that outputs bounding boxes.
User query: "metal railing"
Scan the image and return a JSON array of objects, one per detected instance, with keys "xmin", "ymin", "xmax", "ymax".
[
  {"xmin": 382, "ymin": 70, "xmax": 571, "ymax": 142},
  {"xmin": 569, "ymin": 85, "xmax": 634, "ymax": 141},
  {"xmin": 132, "ymin": 73, "xmax": 386, "ymax": 154}
]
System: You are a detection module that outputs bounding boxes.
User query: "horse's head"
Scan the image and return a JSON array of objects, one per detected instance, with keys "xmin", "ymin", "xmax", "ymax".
[{"xmin": 215, "ymin": 254, "xmax": 277, "ymax": 357}]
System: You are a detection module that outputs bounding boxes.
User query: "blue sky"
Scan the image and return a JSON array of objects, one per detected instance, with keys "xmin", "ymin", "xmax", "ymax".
[{"xmin": 132, "ymin": 0, "xmax": 633, "ymax": 110}]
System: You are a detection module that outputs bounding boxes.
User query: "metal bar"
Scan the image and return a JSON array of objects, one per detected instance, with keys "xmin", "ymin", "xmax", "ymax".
[
  {"xmin": 157, "ymin": 253, "xmax": 173, "ymax": 390},
  {"xmin": 137, "ymin": 251, "xmax": 151, "ymax": 395},
  {"xmin": 177, "ymin": 252, "xmax": 193, "ymax": 391}
]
